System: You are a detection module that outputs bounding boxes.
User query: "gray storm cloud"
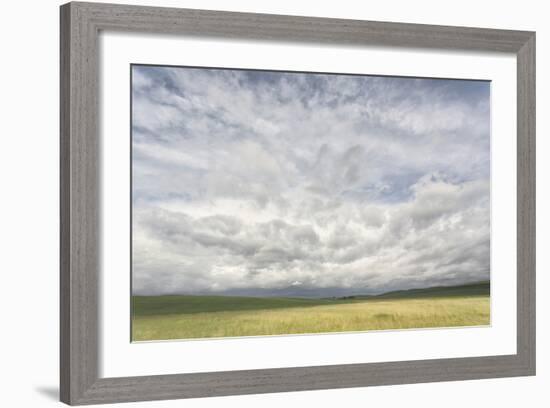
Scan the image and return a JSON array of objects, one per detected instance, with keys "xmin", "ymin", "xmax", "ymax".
[{"xmin": 131, "ymin": 65, "xmax": 490, "ymax": 296}]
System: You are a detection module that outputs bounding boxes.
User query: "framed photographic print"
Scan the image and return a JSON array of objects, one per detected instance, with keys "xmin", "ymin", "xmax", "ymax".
[{"xmin": 60, "ymin": 1, "xmax": 536, "ymax": 405}]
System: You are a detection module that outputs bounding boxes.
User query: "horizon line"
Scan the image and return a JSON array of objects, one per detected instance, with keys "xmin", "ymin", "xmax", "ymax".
[{"xmin": 132, "ymin": 279, "xmax": 490, "ymax": 299}]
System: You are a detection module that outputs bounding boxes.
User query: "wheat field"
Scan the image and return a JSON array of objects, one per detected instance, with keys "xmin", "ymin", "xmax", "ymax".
[{"xmin": 132, "ymin": 291, "xmax": 490, "ymax": 341}]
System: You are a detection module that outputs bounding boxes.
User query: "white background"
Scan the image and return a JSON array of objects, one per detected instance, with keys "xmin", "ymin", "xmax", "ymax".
[
  {"xmin": 101, "ymin": 33, "xmax": 517, "ymax": 377},
  {"xmin": 0, "ymin": 0, "xmax": 547, "ymax": 407}
]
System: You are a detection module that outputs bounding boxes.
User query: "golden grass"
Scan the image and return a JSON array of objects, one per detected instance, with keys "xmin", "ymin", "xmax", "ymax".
[{"xmin": 132, "ymin": 295, "xmax": 490, "ymax": 341}]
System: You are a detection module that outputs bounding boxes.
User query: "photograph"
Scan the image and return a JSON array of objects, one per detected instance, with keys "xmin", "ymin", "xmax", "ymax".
[
  {"xmin": 130, "ymin": 64, "xmax": 491, "ymax": 342},
  {"xmin": 51, "ymin": 1, "xmax": 537, "ymax": 405}
]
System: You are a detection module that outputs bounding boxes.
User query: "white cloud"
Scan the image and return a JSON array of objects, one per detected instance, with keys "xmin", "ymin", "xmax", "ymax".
[{"xmin": 131, "ymin": 66, "xmax": 490, "ymax": 296}]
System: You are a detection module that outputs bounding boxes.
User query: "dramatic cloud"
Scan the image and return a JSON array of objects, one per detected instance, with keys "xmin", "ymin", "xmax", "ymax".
[{"xmin": 131, "ymin": 65, "xmax": 490, "ymax": 296}]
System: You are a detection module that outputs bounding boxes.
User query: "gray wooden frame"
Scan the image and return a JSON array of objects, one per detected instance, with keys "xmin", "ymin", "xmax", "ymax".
[{"xmin": 60, "ymin": 1, "xmax": 536, "ymax": 405}]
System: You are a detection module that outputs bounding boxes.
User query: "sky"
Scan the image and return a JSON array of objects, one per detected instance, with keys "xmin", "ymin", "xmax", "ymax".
[{"xmin": 131, "ymin": 65, "xmax": 490, "ymax": 297}]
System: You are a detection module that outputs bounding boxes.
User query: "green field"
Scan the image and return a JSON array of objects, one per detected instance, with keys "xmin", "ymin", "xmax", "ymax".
[{"xmin": 132, "ymin": 282, "xmax": 490, "ymax": 341}]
